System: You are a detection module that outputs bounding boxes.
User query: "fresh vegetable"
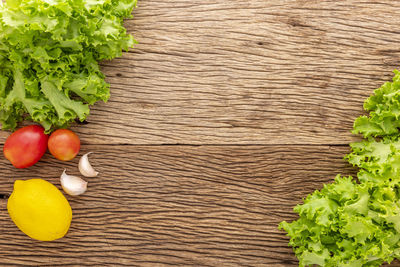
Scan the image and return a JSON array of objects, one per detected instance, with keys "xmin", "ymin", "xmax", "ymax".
[
  {"xmin": 8, "ymin": 179, "xmax": 72, "ymax": 241},
  {"xmin": 0, "ymin": 0, "xmax": 136, "ymax": 132},
  {"xmin": 48, "ymin": 129, "xmax": 80, "ymax": 161},
  {"xmin": 3, "ymin": 125, "xmax": 48, "ymax": 168},
  {"xmin": 60, "ymin": 169, "xmax": 87, "ymax": 196},
  {"xmin": 280, "ymin": 70, "xmax": 400, "ymax": 266},
  {"xmin": 280, "ymin": 176, "xmax": 400, "ymax": 266},
  {"xmin": 79, "ymin": 152, "xmax": 99, "ymax": 177},
  {"xmin": 352, "ymin": 70, "xmax": 400, "ymax": 138}
]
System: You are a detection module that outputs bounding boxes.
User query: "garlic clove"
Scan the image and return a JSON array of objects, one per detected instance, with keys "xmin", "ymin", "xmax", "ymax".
[
  {"xmin": 60, "ymin": 169, "xmax": 87, "ymax": 196},
  {"xmin": 79, "ymin": 152, "xmax": 99, "ymax": 177}
]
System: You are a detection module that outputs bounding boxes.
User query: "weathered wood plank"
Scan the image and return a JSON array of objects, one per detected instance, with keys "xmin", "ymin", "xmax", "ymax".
[
  {"xmin": 0, "ymin": 144, "xmax": 358, "ymax": 266},
  {"xmin": 1, "ymin": 0, "xmax": 399, "ymax": 266},
  {"xmin": 50, "ymin": 0, "xmax": 400, "ymax": 144}
]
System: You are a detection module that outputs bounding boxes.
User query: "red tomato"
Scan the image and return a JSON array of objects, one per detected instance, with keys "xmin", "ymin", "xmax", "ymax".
[
  {"xmin": 3, "ymin": 125, "xmax": 48, "ymax": 168},
  {"xmin": 48, "ymin": 129, "xmax": 80, "ymax": 161}
]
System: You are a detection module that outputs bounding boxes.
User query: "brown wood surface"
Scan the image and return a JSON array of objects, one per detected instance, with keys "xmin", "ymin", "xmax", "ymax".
[
  {"xmin": 2, "ymin": 0, "xmax": 400, "ymax": 266},
  {"xmin": 0, "ymin": 145, "xmax": 355, "ymax": 266},
  {"xmin": 80, "ymin": 0, "xmax": 400, "ymax": 145}
]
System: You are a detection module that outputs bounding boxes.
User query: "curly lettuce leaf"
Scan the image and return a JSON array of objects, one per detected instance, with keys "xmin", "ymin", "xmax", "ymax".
[
  {"xmin": 280, "ymin": 176, "xmax": 400, "ymax": 267},
  {"xmin": 281, "ymin": 69, "xmax": 400, "ymax": 266},
  {"xmin": 353, "ymin": 70, "xmax": 400, "ymax": 138},
  {"xmin": 0, "ymin": 0, "xmax": 136, "ymax": 132}
]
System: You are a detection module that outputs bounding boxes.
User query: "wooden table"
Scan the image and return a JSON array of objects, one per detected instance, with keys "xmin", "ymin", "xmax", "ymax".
[{"xmin": 1, "ymin": 0, "xmax": 400, "ymax": 266}]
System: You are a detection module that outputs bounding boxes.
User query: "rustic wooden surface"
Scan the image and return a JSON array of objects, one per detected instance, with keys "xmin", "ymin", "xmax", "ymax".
[
  {"xmin": 0, "ymin": 145, "xmax": 356, "ymax": 266},
  {"xmin": 2, "ymin": 0, "xmax": 400, "ymax": 266}
]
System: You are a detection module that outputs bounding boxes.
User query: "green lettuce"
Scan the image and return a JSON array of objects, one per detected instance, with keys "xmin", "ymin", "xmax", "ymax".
[
  {"xmin": 353, "ymin": 70, "xmax": 400, "ymax": 138},
  {"xmin": 0, "ymin": 0, "xmax": 136, "ymax": 132},
  {"xmin": 346, "ymin": 137, "xmax": 400, "ymax": 184},
  {"xmin": 280, "ymin": 176, "xmax": 400, "ymax": 266},
  {"xmin": 280, "ymin": 70, "xmax": 400, "ymax": 266}
]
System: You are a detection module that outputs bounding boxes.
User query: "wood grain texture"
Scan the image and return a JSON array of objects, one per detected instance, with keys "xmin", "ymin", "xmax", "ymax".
[
  {"xmin": 2, "ymin": 0, "xmax": 400, "ymax": 266},
  {"xmin": 0, "ymin": 146, "xmax": 354, "ymax": 266},
  {"xmin": 56, "ymin": 0, "xmax": 400, "ymax": 144},
  {"xmin": 0, "ymin": 145, "xmax": 356, "ymax": 266}
]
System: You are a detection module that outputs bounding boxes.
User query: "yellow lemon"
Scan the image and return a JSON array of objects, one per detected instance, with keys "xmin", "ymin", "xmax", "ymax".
[{"xmin": 7, "ymin": 179, "xmax": 72, "ymax": 241}]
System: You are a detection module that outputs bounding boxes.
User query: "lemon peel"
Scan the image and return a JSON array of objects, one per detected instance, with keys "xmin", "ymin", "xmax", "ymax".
[{"xmin": 7, "ymin": 179, "xmax": 72, "ymax": 241}]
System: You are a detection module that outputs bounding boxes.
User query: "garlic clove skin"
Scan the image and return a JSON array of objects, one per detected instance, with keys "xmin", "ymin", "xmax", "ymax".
[
  {"xmin": 79, "ymin": 152, "xmax": 99, "ymax": 177},
  {"xmin": 60, "ymin": 170, "xmax": 87, "ymax": 196}
]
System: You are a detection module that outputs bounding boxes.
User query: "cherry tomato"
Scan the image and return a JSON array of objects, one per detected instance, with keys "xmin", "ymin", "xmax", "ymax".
[
  {"xmin": 48, "ymin": 129, "xmax": 80, "ymax": 161},
  {"xmin": 3, "ymin": 125, "xmax": 48, "ymax": 168}
]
